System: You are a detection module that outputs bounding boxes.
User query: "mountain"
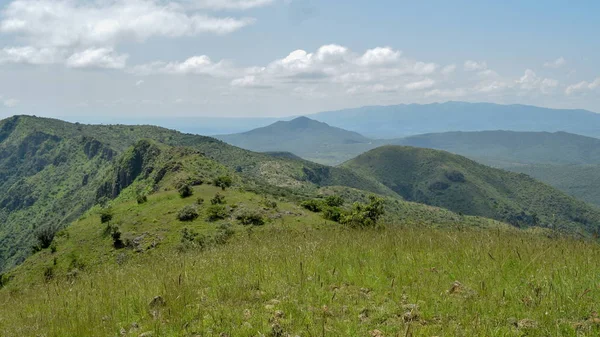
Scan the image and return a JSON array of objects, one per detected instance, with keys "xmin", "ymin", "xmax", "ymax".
[
  {"xmin": 216, "ymin": 117, "xmax": 378, "ymax": 164},
  {"xmin": 398, "ymin": 130, "xmax": 600, "ymax": 166},
  {"xmin": 343, "ymin": 145, "xmax": 600, "ymax": 234},
  {"xmin": 309, "ymin": 102, "xmax": 600, "ymax": 138},
  {"xmin": 0, "ymin": 115, "xmax": 393, "ymax": 272}
]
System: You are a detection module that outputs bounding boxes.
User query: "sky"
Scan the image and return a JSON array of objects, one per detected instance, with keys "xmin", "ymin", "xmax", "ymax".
[{"xmin": 0, "ymin": 0, "xmax": 599, "ymax": 121}]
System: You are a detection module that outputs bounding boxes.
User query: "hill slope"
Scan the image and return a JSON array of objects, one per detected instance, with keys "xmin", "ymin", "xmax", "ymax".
[
  {"xmin": 0, "ymin": 115, "xmax": 394, "ymax": 272},
  {"xmin": 216, "ymin": 117, "xmax": 376, "ymax": 165},
  {"xmin": 310, "ymin": 102, "xmax": 600, "ymax": 138},
  {"xmin": 343, "ymin": 146, "xmax": 600, "ymax": 234}
]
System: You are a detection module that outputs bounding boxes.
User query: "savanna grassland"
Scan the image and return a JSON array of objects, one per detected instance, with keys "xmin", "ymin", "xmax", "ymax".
[{"xmin": 1, "ymin": 223, "xmax": 599, "ymax": 336}]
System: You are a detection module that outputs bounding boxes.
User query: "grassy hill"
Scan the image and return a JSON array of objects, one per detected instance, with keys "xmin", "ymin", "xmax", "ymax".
[
  {"xmin": 216, "ymin": 117, "xmax": 378, "ymax": 165},
  {"xmin": 343, "ymin": 146, "xmax": 600, "ymax": 234},
  {"xmin": 0, "ymin": 115, "xmax": 394, "ymax": 272}
]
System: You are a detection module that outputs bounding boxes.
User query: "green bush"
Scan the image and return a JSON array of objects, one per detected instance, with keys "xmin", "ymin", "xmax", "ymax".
[
  {"xmin": 214, "ymin": 176, "xmax": 233, "ymax": 190},
  {"xmin": 111, "ymin": 226, "xmax": 124, "ymax": 249},
  {"xmin": 43, "ymin": 266, "xmax": 54, "ymax": 282},
  {"xmin": 207, "ymin": 204, "xmax": 229, "ymax": 221},
  {"xmin": 214, "ymin": 224, "xmax": 235, "ymax": 245},
  {"xmin": 324, "ymin": 195, "xmax": 345, "ymax": 207},
  {"xmin": 177, "ymin": 205, "xmax": 199, "ymax": 222},
  {"xmin": 196, "ymin": 197, "xmax": 205, "ymax": 205},
  {"xmin": 99, "ymin": 207, "xmax": 113, "ymax": 224},
  {"xmin": 211, "ymin": 193, "xmax": 226, "ymax": 205},
  {"xmin": 322, "ymin": 206, "xmax": 343, "ymax": 222},
  {"xmin": 301, "ymin": 199, "xmax": 323, "ymax": 212},
  {"xmin": 32, "ymin": 226, "xmax": 56, "ymax": 252},
  {"xmin": 136, "ymin": 193, "xmax": 148, "ymax": 204},
  {"xmin": 178, "ymin": 184, "xmax": 194, "ymax": 198},
  {"xmin": 180, "ymin": 228, "xmax": 208, "ymax": 250},
  {"xmin": 340, "ymin": 195, "xmax": 385, "ymax": 228},
  {"xmin": 237, "ymin": 211, "xmax": 265, "ymax": 226}
]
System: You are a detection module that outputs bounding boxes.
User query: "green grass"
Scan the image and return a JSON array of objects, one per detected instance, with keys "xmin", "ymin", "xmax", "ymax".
[{"xmin": 1, "ymin": 225, "xmax": 599, "ymax": 336}]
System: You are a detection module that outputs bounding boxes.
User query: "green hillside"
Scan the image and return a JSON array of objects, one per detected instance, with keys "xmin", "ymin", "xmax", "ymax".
[
  {"xmin": 0, "ymin": 115, "xmax": 393, "ymax": 272},
  {"xmin": 343, "ymin": 146, "xmax": 600, "ymax": 234},
  {"xmin": 216, "ymin": 117, "xmax": 379, "ymax": 165}
]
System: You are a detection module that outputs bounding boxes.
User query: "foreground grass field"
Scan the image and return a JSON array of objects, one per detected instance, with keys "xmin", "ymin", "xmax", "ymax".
[{"xmin": 1, "ymin": 226, "xmax": 599, "ymax": 336}]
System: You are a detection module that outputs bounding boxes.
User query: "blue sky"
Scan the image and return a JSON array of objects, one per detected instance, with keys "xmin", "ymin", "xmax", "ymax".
[{"xmin": 0, "ymin": 0, "xmax": 598, "ymax": 120}]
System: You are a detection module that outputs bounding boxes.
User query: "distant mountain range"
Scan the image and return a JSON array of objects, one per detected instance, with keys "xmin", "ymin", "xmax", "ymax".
[
  {"xmin": 216, "ymin": 117, "xmax": 600, "ymax": 206},
  {"xmin": 308, "ymin": 102, "xmax": 600, "ymax": 139}
]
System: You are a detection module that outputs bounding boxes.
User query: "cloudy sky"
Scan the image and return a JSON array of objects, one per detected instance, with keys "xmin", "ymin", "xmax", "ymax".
[{"xmin": 0, "ymin": 0, "xmax": 598, "ymax": 121}]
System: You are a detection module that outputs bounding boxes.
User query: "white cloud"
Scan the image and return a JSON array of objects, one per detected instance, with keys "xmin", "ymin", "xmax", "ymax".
[
  {"xmin": 185, "ymin": 0, "xmax": 275, "ymax": 10},
  {"xmin": 544, "ymin": 57, "xmax": 566, "ymax": 69},
  {"xmin": 565, "ymin": 78, "xmax": 600, "ymax": 95},
  {"xmin": 474, "ymin": 81, "xmax": 509, "ymax": 93},
  {"xmin": 356, "ymin": 47, "xmax": 401, "ymax": 66},
  {"xmin": 135, "ymin": 80, "xmax": 145, "ymax": 86},
  {"xmin": 516, "ymin": 69, "xmax": 558, "ymax": 93},
  {"xmin": 230, "ymin": 75, "xmax": 270, "ymax": 88},
  {"xmin": 424, "ymin": 88, "xmax": 467, "ymax": 98},
  {"xmin": 0, "ymin": 0, "xmax": 255, "ymax": 49},
  {"xmin": 405, "ymin": 78, "xmax": 435, "ymax": 91},
  {"xmin": 441, "ymin": 64, "xmax": 456, "ymax": 74},
  {"xmin": 464, "ymin": 60, "xmax": 487, "ymax": 71},
  {"xmin": 0, "ymin": 46, "xmax": 64, "ymax": 64},
  {"xmin": 66, "ymin": 48, "xmax": 128, "ymax": 69},
  {"xmin": 131, "ymin": 55, "xmax": 234, "ymax": 76}
]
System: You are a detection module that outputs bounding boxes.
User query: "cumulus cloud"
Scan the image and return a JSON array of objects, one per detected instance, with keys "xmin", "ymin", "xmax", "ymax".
[
  {"xmin": 184, "ymin": 0, "xmax": 275, "ymax": 10},
  {"xmin": 0, "ymin": 46, "xmax": 64, "ymax": 64},
  {"xmin": 515, "ymin": 69, "xmax": 558, "ymax": 93},
  {"xmin": 131, "ymin": 55, "xmax": 234, "ymax": 76},
  {"xmin": 0, "ymin": 0, "xmax": 255, "ymax": 49},
  {"xmin": 356, "ymin": 47, "xmax": 401, "ymax": 66},
  {"xmin": 405, "ymin": 78, "xmax": 435, "ymax": 91},
  {"xmin": 544, "ymin": 57, "xmax": 566, "ymax": 69},
  {"xmin": 464, "ymin": 60, "xmax": 487, "ymax": 71},
  {"xmin": 565, "ymin": 78, "xmax": 600, "ymax": 95},
  {"xmin": 66, "ymin": 48, "xmax": 128, "ymax": 69},
  {"xmin": 230, "ymin": 75, "xmax": 270, "ymax": 88},
  {"xmin": 425, "ymin": 88, "xmax": 467, "ymax": 98}
]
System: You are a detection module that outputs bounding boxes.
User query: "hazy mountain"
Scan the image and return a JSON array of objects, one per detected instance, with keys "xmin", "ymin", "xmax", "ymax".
[
  {"xmin": 309, "ymin": 102, "xmax": 600, "ymax": 139},
  {"xmin": 343, "ymin": 145, "xmax": 600, "ymax": 234},
  {"xmin": 216, "ymin": 117, "xmax": 378, "ymax": 164}
]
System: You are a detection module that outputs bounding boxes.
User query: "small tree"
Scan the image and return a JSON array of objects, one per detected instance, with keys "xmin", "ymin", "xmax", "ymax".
[
  {"xmin": 100, "ymin": 207, "xmax": 113, "ymax": 225},
  {"xmin": 324, "ymin": 195, "xmax": 345, "ymax": 207},
  {"xmin": 211, "ymin": 193, "xmax": 226, "ymax": 205},
  {"xmin": 301, "ymin": 199, "xmax": 323, "ymax": 212},
  {"xmin": 178, "ymin": 184, "xmax": 194, "ymax": 198},
  {"xmin": 136, "ymin": 193, "xmax": 148, "ymax": 204},
  {"xmin": 237, "ymin": 211, "xmax": 265, "ymax": 226},
  {"xmin": 214, "ymin": 176, "xmax": 233, "ymax": 190},
  {"xmin": 177, "ymin": 205, "xmax": 199, "ymax": 222},
  {"xmin": 207, "ymin": 204, "xmax": 229, "ymax": 221},
  {"xmin": 340, "ymin": 195, "xmax": 385, "ymax": 228}
]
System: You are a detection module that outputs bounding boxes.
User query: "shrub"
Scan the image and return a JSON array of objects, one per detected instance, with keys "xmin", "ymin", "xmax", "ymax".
[
  {"xmin": 207, "ymin": 204, "xmax": 229, "ymax": 221},
  {"xmin": 237, "ymin": 211, "xmax": 265, "ymax": 226},
  {"xmin": 211, "ymin": 193, "xmax": 226, "ymax": 205},
  {"xmin": 340, "ymin": 195, "xmax": 385, "ymax": 228},
  {"xmin": 177, "ymin": 205, "xmax": 199, "ymax": 222},
  {"xmin": 111, "ymin": 227, "xmax": 124, "ymax": 249},
  {"xmin": 324, "ymin": 195, "xmax": 345, "ymax": 207},
  {"xmin": 136, "ymin": 193, "xmax": 148, "ymax": 204},
  {"xmin": 214, "ymin": 176, "xmax": 233, "ymax": 190},
  {"xmin": 196, "ymin": 197, "xmax": 205, "ymax": 205},
  {"xmin": 99, "ymin": 207, "xmax": 113, "ymax": 224},
  {"xmin": 178, "ymin": 184, "xmax": 194, "ymax": 198},
  {"xmin": 214, "ymin": 224, "xmax": 235, "ymax": 245},
  {"xmin": 50, "ymin": 242, "xmax": 57, "ymax": 254},
  {"xmin": 301, "ymin": 199, "xmax": 323, "ymax": 212},
  {"xmin": 322, "ymin": 206, "xmax": 343, "ymax": 222},
  {"xmin": 261, "ymin": 198, "xmax": 278, "ymax": 209},
  {"xmin": 32, "ymin": 226, "xmax": 56, "ymax": 252},
  {"xmin": 180, "ymin": 228, "xmax": 208, "ymax": 250}
]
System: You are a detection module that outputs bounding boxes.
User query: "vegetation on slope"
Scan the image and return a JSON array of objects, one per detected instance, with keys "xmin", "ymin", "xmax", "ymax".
[
  {"xmin": 0, "ymin": 115, "xmax": 392, "ymax": 272},
  {"xmin": 343, "ymin": 146, "xmax": 600, "ymax": 234}
]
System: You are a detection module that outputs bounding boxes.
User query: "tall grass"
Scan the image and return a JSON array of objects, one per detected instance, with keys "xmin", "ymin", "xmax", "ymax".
[{"xmin": 1, "ymin": 226, "xmax": 599, "ymax": 336}]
